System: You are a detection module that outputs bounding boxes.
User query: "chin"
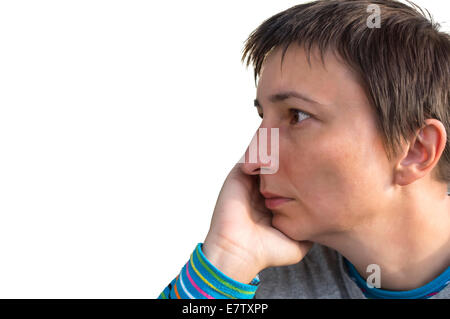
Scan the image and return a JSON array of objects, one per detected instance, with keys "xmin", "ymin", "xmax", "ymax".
[{"xmin": 271, "ymin": 214, "xmax": 310, "ymax": 241}]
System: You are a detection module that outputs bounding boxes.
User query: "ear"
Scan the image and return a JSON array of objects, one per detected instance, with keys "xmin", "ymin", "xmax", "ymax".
[{"xmin": 394, "ymin": 119, "xmax": 447, "ymax": 186}]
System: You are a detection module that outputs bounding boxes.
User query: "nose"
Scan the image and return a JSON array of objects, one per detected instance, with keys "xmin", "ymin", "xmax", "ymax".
[{"xmin": 239, "ymin": 127, "xmax": 279, "ymax": 175}]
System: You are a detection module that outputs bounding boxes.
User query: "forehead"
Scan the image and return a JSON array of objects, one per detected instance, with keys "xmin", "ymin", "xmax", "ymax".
[{"xmin": 256, "ymin": 45, "xmax": 364, "ymax": 107}]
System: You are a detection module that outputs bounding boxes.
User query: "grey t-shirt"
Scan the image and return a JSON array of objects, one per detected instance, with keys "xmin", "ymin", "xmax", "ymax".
[{"xmin": 254, "ymin": 241, "xmax": 449, "ymax": 299}]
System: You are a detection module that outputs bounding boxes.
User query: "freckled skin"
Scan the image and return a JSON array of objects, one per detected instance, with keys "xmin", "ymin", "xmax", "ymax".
[
  {"xmin": 207, "ymin": 42, "xmax": 448, "ymax": 290},
  {"xmin": 252, "ymin": 45, "xmax": 394, "ymax": 241},
  {"xmin": 203, "ymin": 43, "xmax": 448, "ymax": 289}
]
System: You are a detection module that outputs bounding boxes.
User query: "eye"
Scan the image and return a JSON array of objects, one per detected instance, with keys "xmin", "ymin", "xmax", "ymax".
[
  {"xmin": 290, "ymin": 108, "xmax": 311, "ymax": 125},
  {"xmin": 255, "ymin": 106, "xmax": 311, "ymax": 125},
  {"xmin": 256, "ymin": 106, "xmax": 263, "ymax": 119}
]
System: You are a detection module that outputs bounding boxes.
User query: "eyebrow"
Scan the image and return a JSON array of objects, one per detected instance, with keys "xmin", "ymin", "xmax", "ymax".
[{"xmin": 254, "ymin": 91, "xmax": 324, "ymax": 108}]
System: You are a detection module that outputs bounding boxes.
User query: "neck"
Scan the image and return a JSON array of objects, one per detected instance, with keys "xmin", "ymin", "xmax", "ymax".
[{"xmin": 317, "ymin": 186, "xmax": 450, "ymax": 291}]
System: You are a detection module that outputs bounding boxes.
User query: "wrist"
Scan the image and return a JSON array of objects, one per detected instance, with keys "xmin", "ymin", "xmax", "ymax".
[{"xmin": 202, "ymin": 239, "xmax": 262, "ymax": 284}]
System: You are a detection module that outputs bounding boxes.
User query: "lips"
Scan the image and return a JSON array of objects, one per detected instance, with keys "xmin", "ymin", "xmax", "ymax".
[
  {"xmin": 264, "ymin": 197, "xmax": 293, "ymax": 209},
  {"xmin": 260, "ymin": 191, "xmax": 293, "ymax": 209}
]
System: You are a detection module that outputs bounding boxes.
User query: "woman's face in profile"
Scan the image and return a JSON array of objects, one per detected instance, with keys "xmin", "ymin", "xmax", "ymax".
[{"xmin": 244, "ymin": 44, "xmax": 395, "ymax": 242}]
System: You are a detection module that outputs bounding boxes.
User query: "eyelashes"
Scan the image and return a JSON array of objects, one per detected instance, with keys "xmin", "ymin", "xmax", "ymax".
[
  {"xmin": 289, "ymin": 108, "xmax": 311, "ymax": 125},
  {"xmin": 256, "ymin": 108, "xmax": 311, "ymax": 125}
]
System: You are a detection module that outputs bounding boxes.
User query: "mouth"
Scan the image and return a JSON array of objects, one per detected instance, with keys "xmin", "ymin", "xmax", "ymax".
[
  {"xmin": 260, "ymin": 190, "xmax": 294, "ymax": 209},
  {"xmin": 264, "ymin": 197, "xmax": 293, "ymax": 209}
]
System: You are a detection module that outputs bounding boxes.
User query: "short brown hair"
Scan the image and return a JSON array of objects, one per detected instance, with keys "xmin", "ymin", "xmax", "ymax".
[{"xmin": 241, "ymin": 0, "xmax": 450, "ymax": 185}]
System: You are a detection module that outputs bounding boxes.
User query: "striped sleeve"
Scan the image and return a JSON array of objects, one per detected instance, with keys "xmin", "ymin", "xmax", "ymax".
[{"xmin": 157, "ymin": 243, "xmax": 260, "ymax": 299}]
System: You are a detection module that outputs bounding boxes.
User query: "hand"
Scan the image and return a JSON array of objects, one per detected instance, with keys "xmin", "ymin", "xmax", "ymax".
[{"xmin": 203, "ymin": 162, "xmax": 313, "ymax": 284}]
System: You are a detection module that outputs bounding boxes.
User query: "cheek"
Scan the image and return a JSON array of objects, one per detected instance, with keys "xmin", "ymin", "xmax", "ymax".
[
  {"xmin": 287, "ymin": 132, "xmax": 381, "ymax": 226},
  {"xmin": 304, "ymin": 120, "xmax": 384, "ymax": 192},
  {"xmin": 290, "ymin": 133, "xmax": 361, "ymax": 196},
  {"xmin": 280, "ymin": 114, "xmax": 389, "ymax": 230}
]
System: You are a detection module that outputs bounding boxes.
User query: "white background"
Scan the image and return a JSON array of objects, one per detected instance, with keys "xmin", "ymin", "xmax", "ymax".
[{"xmin": 0, "ymin": 0, "xmax": 448, "ymax": 298}]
